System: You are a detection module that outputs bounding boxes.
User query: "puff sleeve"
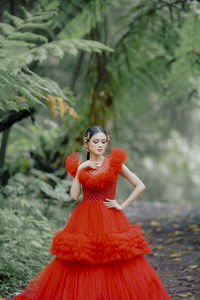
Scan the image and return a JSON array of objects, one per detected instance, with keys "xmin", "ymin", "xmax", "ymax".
[
  {"xmin": 65, "ymin": 152, "xmax": 81, "ymax": 177},
  {"xmin": 110, "ymin": 147, "xmax": 129, "ymax": 174}
]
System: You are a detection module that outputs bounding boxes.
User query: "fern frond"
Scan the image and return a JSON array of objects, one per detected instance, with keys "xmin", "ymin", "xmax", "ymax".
[
  {"xmin": 3, "ymin": 11, "xmax": 24, "ymax": 27},
  {"xmin": 0, "ymin": 23, "xmax": 15, "ymax": 36},
  {"xmin": 0, "ymin": 3, "xmax": 113, "ymax": 117},
  {"xmin": 58, "ymin": 0, "xmax": 109, "ymax": 39},
  {"xmin": 108, "ymin": 0, "xmax": 200, "ymax": 118},
  {"xmin": 8, "ymin": 32, "xmax": 48, "ymax": 44}
]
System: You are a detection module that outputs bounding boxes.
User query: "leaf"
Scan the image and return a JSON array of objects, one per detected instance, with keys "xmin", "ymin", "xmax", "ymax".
[
  {"xmin": 31, "ymin": 240, "xmax": 43, "ymax": 249},
  {"xmin": 188, "ymin": 224, "xmax": 198, "ymax": 230},
  {"xmin": 170, "ymin": 252, "xmax": 182, "ymax": 257},
  {"xmin": 168, "ymin": 233, "xmax": 175, "ymax": 237},
  {"xmin": 188, "ymin": 265, "xmax": 198, "ymax": 269},
  {"xmin": 156, "ymin": 245, "xmax": 166, "ymax": 250},
  {"xmin": 173, "ymin": 230, "xmax": 183, "ymax": 235},
  {"xmin": 150, "ymin": 220, "xmax": 160, "ymax": 227}
]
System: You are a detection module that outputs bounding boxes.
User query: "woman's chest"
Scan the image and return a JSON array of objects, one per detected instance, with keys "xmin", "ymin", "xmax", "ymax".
[{"xmin": 78, "ymin": 158, "xmax": 119, "ymax": 190}]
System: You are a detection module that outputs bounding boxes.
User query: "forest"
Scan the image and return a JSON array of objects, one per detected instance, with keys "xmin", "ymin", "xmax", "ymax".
[{"xmin": 0, "ymin": 0, "xmax": 200, "ymax": 299}]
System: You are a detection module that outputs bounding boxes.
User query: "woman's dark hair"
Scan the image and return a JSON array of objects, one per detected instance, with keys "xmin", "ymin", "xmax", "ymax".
[{"xmin": 84, "ymin": 125, "xmax": 108, "ymax": 160}]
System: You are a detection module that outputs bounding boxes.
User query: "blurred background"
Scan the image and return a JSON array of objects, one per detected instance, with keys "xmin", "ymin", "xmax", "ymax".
[{"xmin": 0, "ymin": 0, "xmax": 200, "ymax": 298}]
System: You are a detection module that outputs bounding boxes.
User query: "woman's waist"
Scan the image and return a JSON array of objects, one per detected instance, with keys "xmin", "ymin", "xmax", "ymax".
[{"xmin": 82, "ymin": 197, "xmax": 112, "ymax": 203}]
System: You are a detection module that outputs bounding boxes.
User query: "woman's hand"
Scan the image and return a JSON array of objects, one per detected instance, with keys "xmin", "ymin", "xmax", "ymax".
[
  {"xmin": 103, "ymin": 198, "xmax": 123, "ymax": 210},
  {"xmin": 78, "ymin": 160, "xmax": 102, "ymax": 171}
]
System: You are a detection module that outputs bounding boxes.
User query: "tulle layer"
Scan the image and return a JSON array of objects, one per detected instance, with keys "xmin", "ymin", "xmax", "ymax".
[
  {"xmin": 48, "ymin": 225, "xmax": 151, "ymax": 264},
  {"xmin": 48, "ymin": 200, "xmax": 152, "ymax": 264},
  {"xmin": 10, "ymin": 256, "xmax": 173, "ymax": 300}
]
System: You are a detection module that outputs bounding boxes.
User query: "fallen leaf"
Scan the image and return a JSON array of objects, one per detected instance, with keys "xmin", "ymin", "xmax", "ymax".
[
  {"xmin": 150, "ymin": 221, "xmax": 160, "ymax": 227},
  {"xmin": 188, "ymin": 224, "xmax": 197, "ymax": 230},
  {"xmin": 156, "ymin": 227, "xmax": 162, "ymax": 231},
  {"xmin": 187, "ymin": 246, "xmax": 194, "ymax": 250},
  {"xmin": 188, "ymin": 265, "xmax": 198, "ymax": 269},
  {"xmin": 168, "ymin": 233, "xmax": 175, "ymax": 237},
  {"xmin": 156, "ymin": 245, "xmax": 166, "ymax": 250},
  {"xmin": 174, "ymin": 230, "xmax": 183, "ymax": 235},
  {"xmin": 170, "ymin": 252, "xmax": 182, "ymax": 257}
]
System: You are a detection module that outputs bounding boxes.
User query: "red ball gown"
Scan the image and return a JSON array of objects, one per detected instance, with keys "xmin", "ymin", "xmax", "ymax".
[{"xmin": 11, "ymin": 147, "xmax": 173, "ymax": 300}]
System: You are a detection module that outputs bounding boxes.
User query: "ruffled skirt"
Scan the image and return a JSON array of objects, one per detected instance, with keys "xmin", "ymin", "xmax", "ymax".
[{"xmin": 10, "ymin": 200, "xmax": 173, "ymax": 299}]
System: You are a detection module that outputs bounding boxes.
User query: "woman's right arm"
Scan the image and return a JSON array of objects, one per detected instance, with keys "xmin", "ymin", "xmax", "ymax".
[{"xmin": 70, "ymin": 166, "xmax": 82, "ymax": 201}]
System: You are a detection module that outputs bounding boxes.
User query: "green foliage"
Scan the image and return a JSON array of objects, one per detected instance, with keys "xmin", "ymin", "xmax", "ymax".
[
  {"xmin": 58, "ymin": 0, "xmax": 109, "ymax": 39},
  {"xmin": 0, "ymin": 116, "xmax": 82, "ymax": 297},
  {"xmin": 5, "ymin": 122, "xmax": 62, "ymax": 175},
  {"xmin": 2, "ymin": 170, "xmax": 73, "ymax": 209},
  {"xmin": 0, "ymin": 168, "xmax": 78, "ymax": 298},
  {"xmin": 0, "ymin": 4, "xmax": 113, "ymax": 113},
  {"xmin": 107, "ymin": 1, "xmax": 200, "ymax": 117},
  {"xmin": 0, "ymin": 204, "xmax": 64, "ymax": 298}
]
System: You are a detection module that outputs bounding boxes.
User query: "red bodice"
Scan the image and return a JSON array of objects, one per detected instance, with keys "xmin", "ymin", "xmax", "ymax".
[
  {"xmin": 81, "ymin": 155, "xmax": 118, "ymax": 202},
  {"xmin": 65, "ymin": 147, "xmax": 129, "ymax": 195},
  {"xmin": 82, "ymin": 180, "xmax": 117, "ymax": 202}
]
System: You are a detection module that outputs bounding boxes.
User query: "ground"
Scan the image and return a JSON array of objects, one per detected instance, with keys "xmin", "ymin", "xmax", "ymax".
[{"xmin": 124, "ymin": 201, "xmax": 200, "ymax": 300}]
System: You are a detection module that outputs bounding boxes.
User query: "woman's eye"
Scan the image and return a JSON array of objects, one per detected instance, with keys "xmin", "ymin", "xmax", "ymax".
[{"xmin": 93, "ymin": 140, "xmax": 107, "ymax": 144}]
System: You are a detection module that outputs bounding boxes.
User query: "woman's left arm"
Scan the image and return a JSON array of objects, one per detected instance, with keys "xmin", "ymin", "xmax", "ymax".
[
  {"xmin": 104, "ymin": 163, "xmax": 146, "ymax": 210},
  {"xmin": 119, "ymin": 163, "xmax": 146, "ymax": 209}
]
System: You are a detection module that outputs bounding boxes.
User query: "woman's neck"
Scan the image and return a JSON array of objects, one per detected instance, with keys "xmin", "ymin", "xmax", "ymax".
[{"xmin": 89, "ymin": 153, "xmax": 104, "ymax": 162}]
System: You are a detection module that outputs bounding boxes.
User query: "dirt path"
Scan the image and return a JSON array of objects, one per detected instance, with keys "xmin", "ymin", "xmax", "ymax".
[{"xmin": 125, "ymin": 201, "xmax": 200, "ymax": 300}]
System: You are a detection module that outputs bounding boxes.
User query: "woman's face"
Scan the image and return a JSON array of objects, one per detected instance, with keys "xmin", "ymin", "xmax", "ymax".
[{"xmin": 88, "ymin": 132, "xmax": 108, "ymax": 155}]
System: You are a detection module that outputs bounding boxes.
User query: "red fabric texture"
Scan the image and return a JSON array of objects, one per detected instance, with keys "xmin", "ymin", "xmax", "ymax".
[
  {"xmin": 11, "ymin": 256, "xmax": 172, "ymax": 300},
  {"xmin": 65, "ymin": 151, "xmax": 81, "ymax": 177},
  {"xmin": 48, "ymin": 204, "xmax": 152, "ymax": 264},
  {"xmin": 65, "ymin": 147, "xmax": 128, "ymax": 189},
  {"xmin": 11, "ymin": 147, "xmax": 173, "ymax": 300},
  {"xmin": 77, "ymin": 147, "xmax": 128, "ymax": 190}
]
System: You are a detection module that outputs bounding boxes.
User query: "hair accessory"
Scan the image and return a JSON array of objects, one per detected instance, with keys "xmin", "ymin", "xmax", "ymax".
[
  {"xmin": 107, "ymin": 134, "xmax": 111, "ymax": 142},
  {"xmin": 83, "ymin": 132, "xmax": 90, "ymax": 151}
]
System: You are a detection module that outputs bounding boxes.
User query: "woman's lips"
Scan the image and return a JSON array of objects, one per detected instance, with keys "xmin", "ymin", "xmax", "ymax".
[{"xmin": 97, "ymin": 149, "xmax": 103, "ymax": 151}]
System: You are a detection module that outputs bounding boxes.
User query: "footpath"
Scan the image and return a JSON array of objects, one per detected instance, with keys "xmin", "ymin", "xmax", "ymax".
[{"xmin": 124, "ymin": 201, "xmax": 200, "ymax": 300}]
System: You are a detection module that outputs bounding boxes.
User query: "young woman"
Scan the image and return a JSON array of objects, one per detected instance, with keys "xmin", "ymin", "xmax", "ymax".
[{"xmin": 11, "ymin": 125, "xmax": 173, "ymax": 300}]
